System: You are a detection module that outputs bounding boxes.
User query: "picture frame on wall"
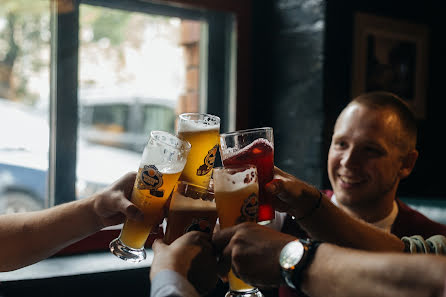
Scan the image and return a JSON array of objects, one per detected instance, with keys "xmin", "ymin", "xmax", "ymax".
[{"xmin": 351, "ymin": 12, "xmax": 429, "ymax": 119}]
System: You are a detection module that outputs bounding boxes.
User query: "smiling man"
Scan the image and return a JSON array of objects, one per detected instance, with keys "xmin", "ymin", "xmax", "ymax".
[{"xmin": 325, "ymin": 91, "xmax": 446, "ymax": 237}]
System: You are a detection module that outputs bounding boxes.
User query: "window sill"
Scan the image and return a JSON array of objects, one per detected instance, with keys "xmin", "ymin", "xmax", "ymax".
[{"xmin": 0, "ymin": 249, "xmax": 153, "ymax": 282}]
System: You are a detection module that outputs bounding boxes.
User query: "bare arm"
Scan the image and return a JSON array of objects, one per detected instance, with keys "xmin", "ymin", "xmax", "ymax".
[
  {"xmin": 213, "ymin": 223, "xmax": 446, "ymax": 297},
  {"xmin": 266, "ymin": 166, "xmax": 404, "ymax": 252},
  {"xmin": 302, "ymin": 243, "xmax": 446, "ymax": 297},
  {"xmin": 0, "ymin": 172, "xmax": 143, "ymax": 271}
]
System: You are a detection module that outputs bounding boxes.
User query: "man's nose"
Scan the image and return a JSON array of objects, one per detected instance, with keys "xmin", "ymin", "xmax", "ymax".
[{"xmin": 340, "ymin": 148, "xmax": 362, "ymax": 169}]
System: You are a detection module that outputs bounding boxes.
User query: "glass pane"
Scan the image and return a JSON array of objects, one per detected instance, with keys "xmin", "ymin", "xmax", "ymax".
[
  {"xmin": 76, "ymin": 4, "xmax": 206, "ymax": 199},
  {"xmin": 0, "ymin": 1, "xmax": 50, "ymax": 214}
]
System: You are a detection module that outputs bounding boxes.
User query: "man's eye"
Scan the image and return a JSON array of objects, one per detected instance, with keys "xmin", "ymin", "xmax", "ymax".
[
  {"xmin": 335, "ymin": 141, "xmax": 346, "ymax": 148},
  {"xmin": 365, "ymin": 147, "xmax": 382, "ymax": 155}
]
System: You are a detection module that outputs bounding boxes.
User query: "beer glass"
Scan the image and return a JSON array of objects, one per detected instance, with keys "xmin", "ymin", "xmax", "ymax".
[
  {"xmin": 176, "ymin": 113, "xmax": 220, "ymax": 189},
  {"xmin": 213, "ymin": 165, "xmax": 263, "ymax": 297},
  {"xmin": 220, "ymin": 127, "xmax": 274, "ymax": 223},
  {"xmin": 109, "ymin": 131, "xmax": 191, "ymax": 262},
  {"xmin": 164, "ymin": 181, "xmax": 217, "ymax": 244}
]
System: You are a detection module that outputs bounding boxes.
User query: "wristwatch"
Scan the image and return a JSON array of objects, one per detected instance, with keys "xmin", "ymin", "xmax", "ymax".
[{"xmin": 279, "ymin": 238, "xmax": 321, "ymax": 290}]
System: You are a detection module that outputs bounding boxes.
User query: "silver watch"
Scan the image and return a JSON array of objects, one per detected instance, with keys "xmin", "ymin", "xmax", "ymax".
[{"xmin": 279, "ymin": 239, "xmax": 321, "ymax": 290}]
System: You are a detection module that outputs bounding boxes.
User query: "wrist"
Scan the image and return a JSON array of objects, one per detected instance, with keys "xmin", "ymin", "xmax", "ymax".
[
  {"xmin": 299, "ymin": 243, "xmax": 327, "ymax": 295},
  {"xmin": 83, "ymin": 194, "xmax": 106, "ymax": 230}
]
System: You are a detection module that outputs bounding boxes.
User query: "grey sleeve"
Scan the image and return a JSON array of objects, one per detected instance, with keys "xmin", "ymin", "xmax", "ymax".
[
  {"xmin": 150, "ymin": 270, "xmax": 200, "ymax": 297},
  {"xmin": 401, "ymin": 235, "xmax": 446, "ymax": 254}
]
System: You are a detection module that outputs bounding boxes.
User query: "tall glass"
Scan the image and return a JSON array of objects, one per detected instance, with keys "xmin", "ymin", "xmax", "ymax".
[
  {"xmin": 109, "ymin": 131, "xmax": 191, "ymax": 262},
  {"xmin": 220, "ymin": 127, "xmax": 274, "ymax": 223},
  {"xmin": 213, "ymin": 165, "xmax": 263, "ymax": 297},
  {"xmin": 176, "ymin": 113, "xmax": 220, "ymax": 189},
  {"xmin": 164, "ymin": 181, "xmax": 217, "ymax": 244}
]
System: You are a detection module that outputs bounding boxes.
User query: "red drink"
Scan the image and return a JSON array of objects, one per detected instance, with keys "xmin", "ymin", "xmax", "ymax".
[{"xmin": 222, "ymin": 139, "xmax": 274, "ymax": 222}]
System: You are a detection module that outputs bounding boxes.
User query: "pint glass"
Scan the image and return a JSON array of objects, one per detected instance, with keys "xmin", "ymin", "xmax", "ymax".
[
  {"xmin": 164, "ymin": 181, "xmax": 217, "ymax": 244},
  {"xmin": 109, "ymin": 131, "xmax": 191, "ymax": 262},
  {"xmin": 213, "ymin": 165, "xmax": 263, "ymax": 297},
  {"xmin": 220, "ymin": 127, "xmax": 274, "ymax": 223},
  {"xmin": 176, "ymin": 113, "xmax": 220, "ymax": 189}
]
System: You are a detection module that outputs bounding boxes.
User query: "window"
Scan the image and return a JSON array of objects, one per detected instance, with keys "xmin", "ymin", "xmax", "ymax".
[
  {"xmin": 1, "ymin": 0, "xmax": 241, "ymax": 216},
  {"xmin": 0, "ymin": 1, "xmax": 51, "ymax": 214}
]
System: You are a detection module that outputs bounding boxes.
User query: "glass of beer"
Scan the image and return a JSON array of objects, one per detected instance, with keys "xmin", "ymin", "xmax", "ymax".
[
  {"xmin": 220, "ymin": 127, "xmax": 274, "ymax": 223},
  {"xmin": 176, "ymin": 113, "xmax": 220, "ymax": 189},
  {"xmin": 164, "ymin": 181, "xmax": 217, "ymax": 244},
  {"xmin": 213, "ymin": 165, "xmax": 263, "ymax": 297},
  {"xmin": 109, "ymin": 131, "xmax": 191, "ymax": 262}
]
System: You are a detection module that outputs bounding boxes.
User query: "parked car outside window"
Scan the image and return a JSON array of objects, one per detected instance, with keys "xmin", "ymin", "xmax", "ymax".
[{"xmin": 0, "ymin": 98, "xmax": 143, "ymax": 213}]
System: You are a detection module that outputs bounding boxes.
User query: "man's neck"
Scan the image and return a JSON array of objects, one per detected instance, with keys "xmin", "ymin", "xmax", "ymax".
[{"xmin": 334, "ymin": 196, "xmax": 396, "ymax": 224}]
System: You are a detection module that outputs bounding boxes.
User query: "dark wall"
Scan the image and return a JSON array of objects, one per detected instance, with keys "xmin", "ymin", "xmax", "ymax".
[
  {"xmin": 324, "ymin": 0, "xmax": 446, "ymax": 197},
  {"xmin": 251, "ymin": 0, "xmax": 325, "ymax": 187},
  {"xmin": 252, "ymin": 0, "xmax": 446, "ymax": 197}
]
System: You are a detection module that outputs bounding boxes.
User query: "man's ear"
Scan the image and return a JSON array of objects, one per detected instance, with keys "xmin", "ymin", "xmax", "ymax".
[{"xmin": 399, "ymin": 149, "xmax": 419, "ymax": 179}]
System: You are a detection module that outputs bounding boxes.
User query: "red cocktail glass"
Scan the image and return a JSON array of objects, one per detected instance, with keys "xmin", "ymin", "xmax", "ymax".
[{"xmin": 219, "ymin": 127, "xmax": 274, "ymax": 223}]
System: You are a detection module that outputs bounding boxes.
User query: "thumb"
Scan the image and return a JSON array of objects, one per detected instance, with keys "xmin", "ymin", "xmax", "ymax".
[
  {"xmin": 265, "ymin": 178, "xmax": 286, "ymax": 197},
  {"xmin": 265, "ymin": 178, "xmax": 296, "ymax": 205},
  {"xmin": 152, "ymin": 238, "xmax": 167, "ymax": 254},
  {"xmin": 113, "ymin": 192, "xmax": 144, "ymax": 222}
]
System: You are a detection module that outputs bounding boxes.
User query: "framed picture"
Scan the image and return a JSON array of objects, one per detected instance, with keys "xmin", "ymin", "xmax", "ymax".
[{"xmin": 351, "ymin": 12, "xmax": 429, "ymax": 119}]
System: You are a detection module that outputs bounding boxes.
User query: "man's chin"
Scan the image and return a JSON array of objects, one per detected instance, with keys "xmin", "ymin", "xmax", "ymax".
[{"xmin": 334, "ymin": 190, "xmax": 363, "ymax": 206}]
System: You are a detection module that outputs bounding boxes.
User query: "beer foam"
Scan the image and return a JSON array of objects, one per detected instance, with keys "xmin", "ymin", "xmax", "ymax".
[
  {"xmin": 214, "ymin": 167, "xmax": 259, "ymax": 193},
  {"xmin": 178, "ymin": 120, "xmax": 220, "ymax": 133},
  {"xmin": 170, "ymin": 192, "xmax": 216, "ymax": 211},
  {"xmin": 222, "ymin": 138, "xmax": 273, "ymax": 160},
  {"xmin": 139, "ymin": 163, "xmax": 185, "ymax": 174}
]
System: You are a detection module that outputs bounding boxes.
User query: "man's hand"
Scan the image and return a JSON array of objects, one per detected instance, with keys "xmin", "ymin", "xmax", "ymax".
[
  {"xmin": 151, "ymin": 231, "xmax": 218, "ymax": 295},
  {"xmin": 88, "ymin": 172, "xmax": 144, "ymax": 228},
  {"xmin": 212, "ymin": 222, "xmax": 296, "ymax": 288},
  {"xmin": 266, "ymin": 166, "xmax": 321, "ymax": 218}
]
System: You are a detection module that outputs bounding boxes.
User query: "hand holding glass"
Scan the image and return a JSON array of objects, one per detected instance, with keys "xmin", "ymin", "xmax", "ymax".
[{"xmin": 109, "ymin": 131, "xmax": 191, "ymax": 262}]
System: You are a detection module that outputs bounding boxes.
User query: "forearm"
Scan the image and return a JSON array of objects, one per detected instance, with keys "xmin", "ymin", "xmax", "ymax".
[
  {"xmin": 291, "ymin": 191, "xmax": 404, "ymax": 252},
  {"xmin": 0, "ymin": 196, "xmax": 101, "ymax": 271},
  {"xmin": 302, "ymin": 244, "xmax": 446, "ymax": 297}
]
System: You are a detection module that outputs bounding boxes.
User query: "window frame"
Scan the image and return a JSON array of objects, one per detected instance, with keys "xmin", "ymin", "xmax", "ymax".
[{"xmin": 49, "ymin": 0, "xmax": 251, "ymax": 207}]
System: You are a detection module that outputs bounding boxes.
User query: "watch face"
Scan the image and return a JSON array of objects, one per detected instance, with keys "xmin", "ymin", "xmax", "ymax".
[{"xmin": 280, "ymin": 240, "xmax": 304, "ymax": 269}]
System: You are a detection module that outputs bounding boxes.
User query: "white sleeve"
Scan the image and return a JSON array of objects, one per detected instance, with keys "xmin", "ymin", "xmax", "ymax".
[
  {"xmin": 262, "ymin": 211, "xmax": 287, "ymax": 231},
  {"xmin": 150, "ymin": 270, "xmax": 200, "ymax": 297}
]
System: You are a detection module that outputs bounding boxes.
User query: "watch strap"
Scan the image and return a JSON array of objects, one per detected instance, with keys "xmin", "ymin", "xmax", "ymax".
[{"xmin": 282, "ymin": 238, "xmax": 321, "ymax": 290}]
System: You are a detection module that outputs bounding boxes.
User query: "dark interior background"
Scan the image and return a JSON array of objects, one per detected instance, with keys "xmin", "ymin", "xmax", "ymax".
[{"xmin": 252, "ymin": 0, "xmax": 446, "ymax": 198}]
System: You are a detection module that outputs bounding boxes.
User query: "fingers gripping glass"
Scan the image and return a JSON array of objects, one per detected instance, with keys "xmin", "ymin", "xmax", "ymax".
[
  {"xmin": 213, "ymin": 165, "xmax": 264, "ymax": 297},
  {"xmin": 109, "ymin": 131, "xmax": 191, "ymax": 262}
]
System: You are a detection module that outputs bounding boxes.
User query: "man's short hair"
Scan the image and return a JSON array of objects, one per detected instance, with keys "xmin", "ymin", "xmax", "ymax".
[{"xmin": 349, "ymin": 91, "xmax": 418, "ymax": 151}]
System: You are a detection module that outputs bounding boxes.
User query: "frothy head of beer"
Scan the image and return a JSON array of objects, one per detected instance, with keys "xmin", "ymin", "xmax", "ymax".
[
  {"xmin": 178, "ymin": 113, "xmax": 220, "ymax": 133},
  {"xmin": 213, "ymin": 165, "xmax": 258, "ymax": 193},
  {"xmin": 222, "ymin": 138, "xmax": 273, "ymax": 160},
  {"xmin": 177, "ymin": 119, "xmax": 220, "ymax": 133}
]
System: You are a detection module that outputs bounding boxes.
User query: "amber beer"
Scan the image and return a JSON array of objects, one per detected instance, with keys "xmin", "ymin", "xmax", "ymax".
[
  {"xmin": 177, "ymin": 113, "xmax": 220, "ymax": 189},
  {"xmin": 164, "ymin": 181, "xmax": 217, "ymax": 244},
  {"xmin": 213, "ymin": 165, "xmax": 261, "ymax": 294},
  {"xmin": 120, "ymin": 168, "xmax": 182, "ymax": 248},
  {"xmin": 109, "ymin": 131, "xmax": 191, "ymax": 262}
]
